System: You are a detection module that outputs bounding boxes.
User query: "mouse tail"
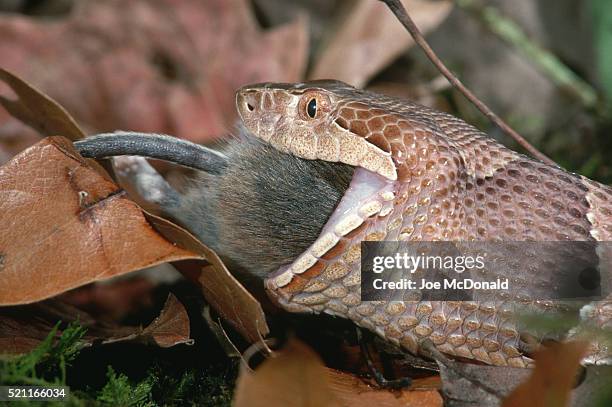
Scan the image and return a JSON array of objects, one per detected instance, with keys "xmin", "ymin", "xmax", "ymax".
[{"xmin": 74, "ymin": 131, "xmax": 228, "ymax": 174}]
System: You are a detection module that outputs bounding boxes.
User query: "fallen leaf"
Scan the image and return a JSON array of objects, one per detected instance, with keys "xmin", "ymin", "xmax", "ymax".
[
  {"xmin": 0, "ymin": 0, "xmax": 308, "ymax": 146},
  {"xmin": 60, "ymin": 275, "xmax": 158, "ymax": 321},
  {"xmin": 0, "ymin": 67, "xmax": 85, "ymax": 141},
  {"xmin": 142, "ymin": 293, "xmax": 192, "ymax": 347},
  {"xmin": 233, "ymin": 338, "xmax": 341, "ymax": 407},
  {"xmin": 326, "ymin": 368, "xmax": 442, "ymax": 407},
  {"xmin": 0, "ymin": 293, "xmax": 192, "ymax": 355},
  {"xmin": 146, "ymin": 215, "xmax": 270, "ymax": 344},
  {"xmin": 309, "ymin": 0, "xmax": 453, "ymax": 87},
  {"xmin": 0, "ymin": 136, "xmax": 197, "ymax": 305},
  {"xmin": 503, "ymin": 341, "xmax": 589, "ymax": 407},
  {"xmin": 234, "ymin": 337, "xmax": 442, "ymax": 407},
  {"xmin": 105, "ymin": 293, "xmax": 193, "ymax": 348},
  {"xmin": 0, "ymin": 67, "xmax": 270, "ymax": 347}
]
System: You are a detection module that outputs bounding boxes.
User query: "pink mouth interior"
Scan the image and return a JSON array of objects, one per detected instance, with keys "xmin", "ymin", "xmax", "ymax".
[{"xmin": 321, "ymin": 168, "xmax": 391, "ymax": 230}]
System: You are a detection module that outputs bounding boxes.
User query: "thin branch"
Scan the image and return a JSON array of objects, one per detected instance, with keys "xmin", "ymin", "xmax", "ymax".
[{"xmin": 379, "ymin": 0, "xmax": 557, "ymax": 166}]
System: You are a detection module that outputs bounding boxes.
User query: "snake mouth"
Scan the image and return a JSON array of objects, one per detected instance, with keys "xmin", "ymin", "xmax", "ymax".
[{"xmin": 265, "ymin": 166, "xmax": 397, "ymax": 291}]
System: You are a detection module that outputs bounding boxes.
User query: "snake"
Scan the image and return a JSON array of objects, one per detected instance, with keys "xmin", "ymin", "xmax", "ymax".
[{"xmin": 234, "ymin": 80, "xmax": 612, "ymax": 367}]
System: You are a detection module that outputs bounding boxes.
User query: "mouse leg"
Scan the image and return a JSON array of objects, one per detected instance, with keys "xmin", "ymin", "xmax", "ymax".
[
  {"xmin": 112, "ymin": 154, "xmax": 223, "ymax": 252},
  {"xmin": 112, "ymin": 155, "xmax": 182, "ymax": 215}
]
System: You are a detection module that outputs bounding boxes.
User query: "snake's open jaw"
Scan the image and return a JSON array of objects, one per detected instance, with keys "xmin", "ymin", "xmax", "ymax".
[
  {"xmin": 236, "ymin": 84, "xmax": 399, "ymax": 290},
  {"xmin": 265, "ymin": 167, "xmax": 396, "ymax": 291}
]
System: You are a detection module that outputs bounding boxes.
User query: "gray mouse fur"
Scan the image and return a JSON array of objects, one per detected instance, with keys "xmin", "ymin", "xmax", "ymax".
[{"xmin": 173, "ymin": 133, "xmax": 354, "ymax": 278}]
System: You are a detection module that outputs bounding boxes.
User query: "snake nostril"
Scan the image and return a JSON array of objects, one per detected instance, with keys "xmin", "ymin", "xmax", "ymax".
[{"xmin": 246, "ymin": 102, "xmax": 255, "ymax": 112}]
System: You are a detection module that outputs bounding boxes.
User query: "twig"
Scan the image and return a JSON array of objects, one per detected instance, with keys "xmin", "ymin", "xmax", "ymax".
[
  {"xmin": 379, "ymin": 0, "xmax": 557, "ymax": 166},
  {"xmin": 356, "ymin": 328, "xmax": 412, "ymax": 389}
]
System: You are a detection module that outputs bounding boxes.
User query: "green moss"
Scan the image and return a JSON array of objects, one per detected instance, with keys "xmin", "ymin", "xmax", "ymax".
[
  {"xmin": 0, "ymin": 322, "xmax": 86, "ymax": 387},
  {"xmin": 97, "ymin": 367, "xmax": 155, "ymax": 407},
  {"xmin": 0, "ymin": 323, "xmax": 238, "ymax": 406},
  {"xmin": 150, "ymin": 365, "xmax": 236, "ymax": 407}
]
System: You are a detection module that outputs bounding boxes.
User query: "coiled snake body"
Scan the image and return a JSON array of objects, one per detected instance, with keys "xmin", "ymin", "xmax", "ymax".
[{"xmin": 233, "ymin": 80, "xmax": 612, "ymax": 367}]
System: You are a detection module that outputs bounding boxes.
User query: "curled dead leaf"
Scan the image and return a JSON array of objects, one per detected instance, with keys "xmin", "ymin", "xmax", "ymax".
[
  {"xmin": 234, "ymin": 338, "xmax": 341, "ymax": 407},
  {"xmin": 0, "ymin": 67, "xmax": 85, "ymax": 141},
  {"xmin": 0, "ymin": 0, "xmax": 308, "ymax": 144},
  {"xmin": 0, "ymin": 293, "xmax": 191, "ymax": 355},
  {"xmin": 106, "ymin": 293, "xmax": 194, "ymax": 348},
  {"xmin": 0, "ymin": 136, "xmax": 198, "ymax": 305},
  {"xmin": 310, "ymin": 0, "xmax": 452, "ymax": 87},
  {"xmin": 503, "ymin": 341, "xmax": 589, "ymax": 407}
]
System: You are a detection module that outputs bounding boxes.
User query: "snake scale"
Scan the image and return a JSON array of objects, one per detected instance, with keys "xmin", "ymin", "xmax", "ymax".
[{"xmin": 234, "ymin": 80, "xmax": 612, "ymax": 367}]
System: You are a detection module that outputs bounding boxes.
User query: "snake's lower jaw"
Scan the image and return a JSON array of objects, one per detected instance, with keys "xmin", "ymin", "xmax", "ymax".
[{"xmin": 265, "ymin": 166, "xmax": 396, "ymax": 295}]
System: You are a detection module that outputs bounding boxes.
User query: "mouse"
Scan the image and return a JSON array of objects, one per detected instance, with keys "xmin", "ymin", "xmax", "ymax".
[{"xmin": 75, "ymin": 129, "xmax": 354, "ymax": 279}]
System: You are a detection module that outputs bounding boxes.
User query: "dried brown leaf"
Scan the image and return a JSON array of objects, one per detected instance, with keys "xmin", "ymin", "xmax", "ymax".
[
  {"xmin": 310, "ymin": 0, "xmax": 452, "ymax": 87},
  {"xmin": 0, "ymin": 293, "xmax": 191, "ymax": 355},
  {"xmin": 0, "ymin": 0, "xmax": 308, "ymax": 144},
  {"xmin": 326, "ymin": 368, "xmax": 442, "ymax": 407},
  {"xmin": 0, "ymin": 136, "xmax": 197, "ymax": 305},
  {"xmin": 147, "ymin": 215, "xmax": 270, "ymax": 343},
  {"xmin": 151, "ymin": 294, "xmax": 191, "ymax": 340},
  {"xmin": 234, "ymin": 338, "xmax": 341, "ymax": 407},
  {"xmin": 0, "ymin": 67, "xmax": 85, "ymax": 141},
  {"xmin": 503, "ymin": 341, "xmax": 589, "ymax": 407},
  {"xmin": 107, "ymin": 293, "xmax": 193, "ymax": 348}
]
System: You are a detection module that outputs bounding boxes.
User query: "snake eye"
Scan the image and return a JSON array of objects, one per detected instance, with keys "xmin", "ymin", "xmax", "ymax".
[{"xmin": 306, "ymin": 98, "xmax": 317, "ymax": 118}]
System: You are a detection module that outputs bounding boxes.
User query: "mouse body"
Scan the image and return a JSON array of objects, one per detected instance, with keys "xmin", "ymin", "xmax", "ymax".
[{"xmin": 174, "ymin": 132, "xmax": 354, "ymax": 278}]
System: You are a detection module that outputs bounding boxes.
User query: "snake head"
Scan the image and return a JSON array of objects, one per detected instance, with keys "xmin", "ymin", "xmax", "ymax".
[
  {"xmin": 235, "ymin": 81, "xmax": 401, "ymax": 292},
  {"xmin": 236, "ymin": 80, "xmax": 397, "ymax": 181}
]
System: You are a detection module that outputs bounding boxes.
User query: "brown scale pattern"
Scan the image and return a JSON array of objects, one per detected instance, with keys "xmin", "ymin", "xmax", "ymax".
[{"xmin": 263, "ymin": 81, "xmax": 612, "ymax": 367}]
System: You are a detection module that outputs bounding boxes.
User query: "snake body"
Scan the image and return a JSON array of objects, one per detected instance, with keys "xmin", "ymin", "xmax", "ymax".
[{"xmin": 235, "ymin": 80, "xmax": 612, "ymax": 367}]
